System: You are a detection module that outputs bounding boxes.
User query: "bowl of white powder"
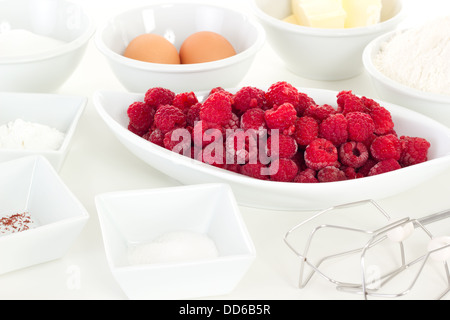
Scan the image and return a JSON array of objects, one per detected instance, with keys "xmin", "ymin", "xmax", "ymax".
[
  {"xmin": 363, "ymin": 16, "xmax": 450, "ymax": 127},
  {"xmin": 0, "ymin": 0, "xmax": 95, "ymax": 92},
  {"xmin": 95, "ymin": 184, "xmax": 256, "ymax": 300},
  {"xmin": 0, "ymin": 92, "xmax": 87, "ymax": 171}
]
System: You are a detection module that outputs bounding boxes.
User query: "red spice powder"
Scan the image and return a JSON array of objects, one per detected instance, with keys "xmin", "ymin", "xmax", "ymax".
[{"xmin": 0, "ymin": 212, "xmax": 34, "ymax": 235}]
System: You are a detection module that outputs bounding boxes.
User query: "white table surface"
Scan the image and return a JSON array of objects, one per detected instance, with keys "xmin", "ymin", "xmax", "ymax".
[{"xmin": 1, "ymin": 0, "xmax": 449, "ymax": 300}]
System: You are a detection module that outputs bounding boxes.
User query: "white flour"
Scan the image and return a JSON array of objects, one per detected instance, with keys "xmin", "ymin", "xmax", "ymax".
[
  {"xmin": 374, "ymin": 16, "xmax": 450, "ymax": 96},
  {"xmin": 0, "ymin": 119, "xmax": 65, "ymax": 150}
]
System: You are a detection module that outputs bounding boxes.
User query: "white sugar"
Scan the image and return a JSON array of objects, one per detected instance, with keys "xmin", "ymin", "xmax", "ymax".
[
  {"xmin": 0, "ymin": 119, "xmax": 65, "ymax": 150},
  {"xmin": 128, "ymin": 231, "xmax": 219, "ymax": 265}
]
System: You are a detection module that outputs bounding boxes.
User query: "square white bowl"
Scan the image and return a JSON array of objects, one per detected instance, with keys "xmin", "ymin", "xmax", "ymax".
[
  {"xmin": 0, "ymin": 156, "xmax": 89, "ymax": 275},
  {"xmin": 0, "ymin": 92, "xmax": 87, "ymax": 172},
  {"xmin": 95, "ymin": 183, "xmax": 256, "ymax": 300}
]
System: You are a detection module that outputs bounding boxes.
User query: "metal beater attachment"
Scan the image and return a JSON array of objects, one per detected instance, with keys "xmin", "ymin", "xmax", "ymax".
[{"xmin": 284, "ymin": 200, "xmax": 450, "ymax": 300}]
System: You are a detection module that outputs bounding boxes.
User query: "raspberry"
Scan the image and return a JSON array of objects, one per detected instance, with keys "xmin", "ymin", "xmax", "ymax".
[
  {"xmin": 266, "ymin": 81, "xmax": 300, "ymax": 112},
  {"xmin": 209, "ymin": 87, "xmax": 234, "ymax": 101},
  {"xmin": 264, "ymin": 103, "xmax": 297, "ymax": 135},
  {"xmin": 370, "ymin": 134, "xmax": 401, "ymax": 161},
  {"xmin": 317, "ymin": 166, "xmax": 346, "ymax": 183},
  {"xmin": 304, "ymin": 104, "xmax": 336, "ymax": 122},
  {"xmin": 361, "ymin": 96, "xmax": 381, "ymax": 112},
  {"xmin": 128, "ymin": 123, "xmax": 148, "ymax": 137},
  {"xmin": 240, "ymin": 108, "xmax": 267, "ymax": 133},
  {"xmin": 319, "ymin": 113, "xmax": 348, "ymax": 146},
  {"xmin": 200, "ymin": 91, "xmax": 233, "ymax": 126},
  {"xmin": 153, "ymin": 104, "xmax": 187, "ymax": 134},
  {"xmin": 304, "ymin": 138, "xmax": 339, "ymax": 171},
  {"xmin": 233, "ymin": 86, "xmax": 267, "ymax": 114},
  {"xmin": 346, "ymin": 112, "xmax": 375, "ymax": 142},
  {"xmin": 294, "ymin": 168, "xmax": 318, "ymax": 183},
  {"xmin": 268, "ymin": 158, "xmax": 299, "ymax": 182},
  {"xmin": 266, "ymin": 133, "xmax": 298, "ymax": 159},
  {"xmin": 399, "ymin": 136, "xmax": 431, "ymax": 167},
  {"xmin": 196, "ymin": 141, "xmax": 226, "ymax": 168},
  {"xmin": 339, "ymin": 141, "xmax": 369, "ymax": 168},
  {"xmin": 294, "ymin": 116, "xmax": 319, "ymax": 148},
  {"xmin": 172, "ymin": 92, "xmax": 198, "ymax": 114},
  {"xmin": 368, "ymin": 159, "xmax": 401, "ymax": 176},
  {"xmin": 341, "ymin": 166, "xmax": 364, "ymax": 180},
  {"xmin": 370, "ymin": 105, "xmax": 395, "ymax": 135},
  {"xmin": 337, "ymin": 91, "xmax": 367, "ymax": 114},
  {"xmin": 186, "ymin": 102, "xmax": 202, "ymax": 126},
  {"xmin": 225, "ymin": 129, "xmax": 258, "ymax": 165},
  {"xmin": 193, "ymin": 120, "xmax": 223, "ymax": 148},
  {"xmin": 127, "ymin": 101, "xmax": 154, "ymax": 132},
  {"xmin": 297, "ymin": 92, "xmax": 317, "ymax": 116},
  {"xmin": 241, "ymin": 162, "xmax": 269, "ymax": 180},
  {"xmin": 144, "ymin": 87, "xmax": 175, "ymax": 108},
  {"xmin": 163, "ymin": 129, "xmax": 191, "ymax": 154},
  {"xmin": 145, "ymin": 128, "xmax": 164, "ymax": 147},
  {"xmin": 357, "ymin": 158, "xmax": 377, "ymax": 177},
  {"xmin": 223, "ymin": 113, "xmax": 240, "ymax": 131}
]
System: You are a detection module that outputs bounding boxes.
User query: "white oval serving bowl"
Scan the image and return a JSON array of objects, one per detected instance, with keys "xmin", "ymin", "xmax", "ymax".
[
  {"xmin": 0, "ymin": 0, "xmax": 95, "ymax": 92},
  {"xmin": 95, "ymin": 1, "xmax": 265, "ymax": 93},
  {"xmin": 363, "ymin": 30, "xmax": 450, "ymax": 128},
  {"xmin": 250, "ymin": 0, "xmax": 404, "ymax": 80},
  {"xmin": 93, "ymin": 87, "xmax": 450, "ymax": 211}
]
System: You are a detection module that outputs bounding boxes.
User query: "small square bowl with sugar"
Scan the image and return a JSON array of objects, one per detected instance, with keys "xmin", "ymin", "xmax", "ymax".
[
  {"xmin": 95, "ymin": 183, "xmax": 256, "ymax": 300},
  {"xmin": 0, "ymin": 156, "xmax": 90, "ymax": 275},
  {"xmin": 0, "ymin": 92, "xmax": 87, "ymax": 172}
]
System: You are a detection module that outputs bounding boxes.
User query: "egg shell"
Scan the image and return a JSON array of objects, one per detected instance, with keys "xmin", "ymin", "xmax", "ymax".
[
  {"xmin": 179, "ymin": 31, "xmax": 236, "ymax": 64},
  {"xmin": 123, "ymin": 34, "xmax": 180, "ymax": 64}
]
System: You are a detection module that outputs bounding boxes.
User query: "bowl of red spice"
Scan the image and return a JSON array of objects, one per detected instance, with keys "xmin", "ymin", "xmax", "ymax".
[
  {"xmin": 93, "ymin": 82, "xmax": 450, "ymax": 211},
  {"xmin": 0, "ymin": 156, "xmax": 89, "ymax": 275}
]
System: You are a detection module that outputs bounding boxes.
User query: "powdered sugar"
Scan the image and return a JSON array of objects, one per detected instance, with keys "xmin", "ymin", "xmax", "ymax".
[
  {"xmin": 374, "ymin": 16, "xmax": 450, "ymax": 96},
  {"xmin": 0, "ymin": 119, "xmax": 65, "ymax": 150}
]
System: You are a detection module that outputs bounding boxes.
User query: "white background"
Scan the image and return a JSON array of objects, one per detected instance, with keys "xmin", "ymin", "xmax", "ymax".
[{"xmin": 0, "ymin": 0, "xmax": 450, "ymax": 300}]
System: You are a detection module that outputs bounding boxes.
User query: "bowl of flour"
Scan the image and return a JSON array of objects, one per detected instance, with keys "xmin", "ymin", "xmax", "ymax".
[{"xmin": 363, "ymin": 16, "xmax": 450, "ymax": 127}]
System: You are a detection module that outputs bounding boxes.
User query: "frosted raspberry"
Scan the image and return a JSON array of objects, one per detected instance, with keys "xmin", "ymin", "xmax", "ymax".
[
  {"xmin": 195, "ymin": 142, "xmax": 226, "ymax": 168},
  {"xmin": 153, "ymin": 104, "xmax": 186, "ymax": 134},
  {"xmin": 368, "ymin": 159, "xmax": 401, "ymax": 176},
  {"xmin": 297, "ymin": 92, "xmax": 317, "ymax": 116},
  {"xmin": 294, "ymin": 169, "xmax": 318, "ymax": 183},
  {"xmin": 186, "ymin": 103, "xmax": 202, "ymax": 126},
  {"xmin": 304, "ymin": 104, "xmax": 336, "ymax": 122},
  {"xmin": 241, "ymin": 162, "xmax": 269, "ymax": 180},
  {"xmin": 225, "ymin": 163, "xmax": 241, "ymax": 174},
  {"xmin": 370, "ymin": 105, "xmax": 395, "ymax": 135},
  {"xmin": 163, "ymin": 129, "xmax": 191, "ymax": 154},
  {"xmin": 399, "ymin": 136, "xmax": 431, "ymax": 167},
  {"xmin": 304, "ymin": 138, "xmax": 339, "ymax": 171},
  {"xmin": 266, "ymin": 133, "xmax": 298, "ymax": 159},
  {"xmin": 339, "ymin": 141, "xmax": 369, "ymax": 168},
  {"xmin": 346, "ymin": 112, "xmax": 375, "ymax": 142},
  {"xmin": 193, "ymin": 120, "xmax": 223, "ymax": 148},
  {"xmin": 128, "ymin": 123, "xmax": 148, "ymax": 137},
  {"xmin": 341, "ymin": 166, "xmax": 364, "ymax": 180},
  {"xmin": 294, "ymin": 116, "xmax": 319, "ymax": 148},
  {"xmin": 200, "ymin": 91, "xmax": 233, "ymax": 126},
  {"xmin": 268, "ymin": 158, "xmax": 299, "ymax": 182},
  {"xmin": 127, "ymin": 101, "xmax": 154, "ymax": 132},
  {"xmin": 361, "ymin": 96, "xmax": 381, "ymax": 112},
  {"xmin": 370, "ymin": 134, "xmax": 401, "ymax": 161},
  {"xmin": 266, "ymin": 81, "xmax": 300, "ymax": 112},
  {"xmin": 240, "ymin": 108, "xmax": 267, "ymax": 132},
  {"xmin": 223, "ymin": 113, "xmax": 240, "ymax": 131},
  {"xmin": 145, "ymin": 128, "xmax": 164, "ymax": 147},
  {"xmin": 319, "ymin": 114, "xmax": 348, "ymax": 146},
  {"xmin": 225, "ymin": 129, "xmax": 258, "ymax": 165},
  {"xmin": 357, "ymin": 158, "xmax": 377, "ymax": 177},
  {"xmin": 317, "ymin": 166, "xmax": 346, "ymax": 183},
  {"xmin": 337, "ymin": 91, "xmax": 367, "ymax": 114},
  {"xmin": 172, "ymin": 92, "xmax": 198, "ymax": 114},
  {"xmin": 209, "ymin": 87, "xmax": 234, "ymax": 101},
  {"xmin": 264, "ymin": 103, "xmax": 297, "ymax": 135},
  {"xmin": 233, "ymin": 86, "xmax": 267, "ymax": 114},
  {"xmin": 144, "ymin": 87, "xmax": 175, "ymax": 108}
]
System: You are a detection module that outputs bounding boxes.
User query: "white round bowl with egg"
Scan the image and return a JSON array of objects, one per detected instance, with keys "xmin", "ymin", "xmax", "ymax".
[
  {"xmin": 251, "ymin": 0, "xmax": 405, "ymax": 81},
  {"xmin": 0, "ymin": 0, "xmax": 95, "ymax": 93},
  {"xmin": 95, "ymin": 1, "xmax": 266, "ymax": 93}
]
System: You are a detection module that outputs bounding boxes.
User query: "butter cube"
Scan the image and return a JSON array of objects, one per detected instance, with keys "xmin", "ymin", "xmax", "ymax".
[
  {"xmin": 283, "ymin": 15, "xmax": 300, "ymax": 25},
  {"xmin": 342, "ymin": 0, "xmax": 382, "ymax": 28},
  {"xmin": 292, "ymin": 0, "xmax": 347, "ymax": 29}
]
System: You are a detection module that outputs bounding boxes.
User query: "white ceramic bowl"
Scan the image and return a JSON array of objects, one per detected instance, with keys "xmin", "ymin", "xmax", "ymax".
[
  {"xmin": 93, "ymin": 87, "xmax": 450, "ymax": 211},
  {"xmin": 0, "ymin": 0, "xmax": 95, "ymax": 92},
  {"xmin": 363, "ymin": 30, "xmax": 450, "ymax": 128},
  {"xmin": 95, "ymin": 1, "xmax": 265, "ymax": 93},
  {"xmin": 0, "ymin": 156, "xmax": 89, "ymax": 275},
  {"xmin": 95, "ymin": 183, "xmax": 256, "ymax": 300},
  {"xmin": 251, "ymin": 0, "xmax": 404, "ymax": 80},
  {"xmin": 0, "ymin": 92, "xmax": 87, "ymax": 172}
]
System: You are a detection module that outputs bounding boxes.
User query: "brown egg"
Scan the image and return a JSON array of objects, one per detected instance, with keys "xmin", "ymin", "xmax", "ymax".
[
  {"xmin": 123, "ymin": 33, "xmax": 180, "ymax": 64},
  {"xmin": 179, "ymin": 31, "xmax": 236, "ymax": 64}
]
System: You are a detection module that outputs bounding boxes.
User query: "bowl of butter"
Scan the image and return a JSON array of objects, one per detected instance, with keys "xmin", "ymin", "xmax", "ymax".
[{"xmin": 251, "ymin": 0, "xmax": 404, "ymax": 80}]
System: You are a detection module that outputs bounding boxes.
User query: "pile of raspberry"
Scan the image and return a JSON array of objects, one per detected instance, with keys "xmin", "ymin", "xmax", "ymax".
[{"xmin": 127, "ymin": 81, "xmax": 431, "ymax": 183}]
